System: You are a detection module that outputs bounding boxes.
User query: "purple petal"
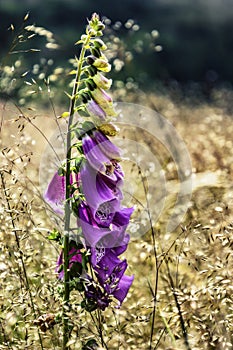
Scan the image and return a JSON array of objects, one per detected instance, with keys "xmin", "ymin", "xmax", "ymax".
[
  {"xmin": 86, "ymin": 99, "xmax": 106, "ymax": 120},
  {"xmin": 92, "ymin": 130, "xmax": 121, "ymax": 160},
  {"xmin": 113, "ymin": 207, "xmax": 134, "ymax": 227},
  {"xmin": 98, "ymin": 164, "xmax": 124, "ymax": 190},
  {"xmin": 80, "ymin": 161, "xmax": 120, "ymax": 217},
  {"xmin": 78, "ymin": 202, "xmax": 110, "ymax": 247},
  {"xmin": 69, "ymin": 247, "xmax": 82, "ymax": 264},
  {"xmin": 90, "ymin": 234, "xmax": 130, "ymax": 266},
  {"xmin": 111, "ymin": 233, "xmax": 130, "ymax": 256},
  {"xmin": 44, "ymin": 172, "xmax": 65, "ymax": 215},
  {"xmin": 55, "ymin": 247, "xmax": 82, "ymax": 280},
  {"xmin": 96, "ymin": 256, "xmax": 127, "ymax": 286},
  {"xmin": 78, "ymin": 202, "xmax": 128, "ymax": 248},
  {"xmin": 82, "ymin": 134, "xmax": 111, "ymax": 172},
  {"xmin": 113, "ymin": 274, "xmax": 134, "ymax": 305},
  {"xmin": 56, "ymin": 251, "xmax": 64, "ymax": 279},
  {"xmin": 44, "ymin": 172, "xmax": 80, "ymax": 215}
]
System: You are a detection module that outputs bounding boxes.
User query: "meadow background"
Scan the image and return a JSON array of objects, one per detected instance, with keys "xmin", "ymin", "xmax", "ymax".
[{"xmin": 0, "ymin": 0, "xmax": 233, "ymax": 349}]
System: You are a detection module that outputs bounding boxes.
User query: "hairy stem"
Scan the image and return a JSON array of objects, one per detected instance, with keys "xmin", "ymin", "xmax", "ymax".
[{"xmin": 62, "ymin": 34, "xmax": 90, "ymax": 350}]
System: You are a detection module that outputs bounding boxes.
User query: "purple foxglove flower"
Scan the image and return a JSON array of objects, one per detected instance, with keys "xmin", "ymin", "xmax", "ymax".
[
  {"xmin": 113, "ymin": 274, "xmax": 134, "ymax": 306},
  {"xmin": 82, "ymin": 131, "xmax": 122, "ymax": 173},
  {"xmin": 77, "ymin": 203, "xmax": 133, "ymax": 248},
  {"xmin": 91, "ymin": 88, "xmax": 117, "ymax": 116},
  {"xmin": 94, "ymin": 255, "xmax": 134, "ymax": 305},
  {"xmin": 97, "ymin": 207, "xmax": 133, "ymax": 247},
  {"xmin": 44, "ymin": 172, "xmax": 79, "ymax": 215},
  {"xmin": 92, "ymin": 130, "xmax": 121, "ymax": 160},
  {"xmin": 90, "ymin": 233, "xmax": 130, "ymax": 266},
  {"xmin": 44, "ymin": 172, "xmax": 65, "ymax": 215},
  {"xmin": 78, "ymin": 202, "xmax": 111, "ymax": 247},
  {"xmin": 96, "ymin": 258, "xmax": 127, "ymax": 290},
  {"xmin": 82, "ymin": 134, "xmax": 111, "ymax": 173},
  {"xmin": 80, "ymin": 161, "xmax": 122, "ymax": 218},
  {"xmin": 56, "ymin": 247, "xmax": 82, "ymax": 280},
  {"xmin": 86, "ymin": 99, "xmax": 106, "ymax": 121}
]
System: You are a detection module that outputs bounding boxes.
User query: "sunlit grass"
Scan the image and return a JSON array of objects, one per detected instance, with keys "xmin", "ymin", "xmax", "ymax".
[
  {"xmin": 1, "ymin": 87, "xmax": 233, "ymax": 349},
  {"xmin": 0, "ymin": 12, "xmax": 233, "ymax": 349}
]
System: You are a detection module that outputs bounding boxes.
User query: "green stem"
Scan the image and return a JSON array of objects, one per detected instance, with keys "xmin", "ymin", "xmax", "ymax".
[{"xmin": 62, "ymin": 34, "xmax": 91, "ymax": 350}]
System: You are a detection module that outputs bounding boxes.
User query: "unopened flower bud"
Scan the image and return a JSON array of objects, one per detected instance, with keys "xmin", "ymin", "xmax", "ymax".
[
  {"xmin": 87, "ymin": 65, "xmax": 98, "ymax": 77},
  {"xmin": 86, "ymin": 55, "xmax": 96, "ymax": 65},
  {"xmin": 93, "ymin": 72, "xmax": 112, "ymax": 90},
  {"xmin": 88, "ymin": 29, "xmax": 96, "ymax": 37},
  {"xmin": 85, "ymin": 79, "xmax": 96, "ymax": 91},
  {"xmin": 91, "ymin": 47, "xmax": 101, "ymax": 58},
  {"xmin": 94, "ymin": 39, "xmax": 107, "ymax": 50},
  {"xmin": 91, "ymin": 88, "xmax": 117, "ymax": 116},
  {"xmin": 98, "ymin": 123, "xmax": 120, "ymax": 136},
  {"xmin": 93, "ymin": 58, "xmax": 111, "ymax": 72},
  {"xmin": 86, "ymin": 99, "xmax": 107, "ymax": 122},
  {"xmin": 96, "ymin": 23, "xmax": 105, "ymax": 31},
  {"xmin": 80, "ymin": 91, "xmax": 91, "ymax": 103}
]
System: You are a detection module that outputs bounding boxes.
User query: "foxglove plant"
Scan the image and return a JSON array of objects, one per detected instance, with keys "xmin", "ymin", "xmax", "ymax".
[{"xmin": 44, "ymin": 13, "xmax": 134, "ymax": 349}]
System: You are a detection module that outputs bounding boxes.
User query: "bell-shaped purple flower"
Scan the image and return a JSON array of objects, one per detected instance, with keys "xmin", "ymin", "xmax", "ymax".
[
  {"xmin": 82, "ymin": 131, "xmax": 121, "ymax": 173},
  {"xmin": 80, "ymin": 160, "xmax": 123, "ymax": 217},
  {"xmin": 113, "ymin": 274, "xmax": 134, "ymax": 306},
  {"xmin": 90, "ymin": 233, "xmax": 130, "ymax": 266},
  {"xmin": 92, "ymin": 130, "xmax": 121, "ymax": 160},
  {"xmin": 94, "ymin": 253, "xmax": 134, "ymax": 306},
  {"xmin": 44, "ymin": 172, "xmax": 80, "ymax": 215},
  {"xmin": 44, "ymin": 172, "xmax": 65, "ymax": 215},
  {"xmin": 77, "ymin": 202, "xmax": 133, "ymax": 248},
  {"xmin": 86, "ymin": 99, "xmax": 107, "ymax": 122}
]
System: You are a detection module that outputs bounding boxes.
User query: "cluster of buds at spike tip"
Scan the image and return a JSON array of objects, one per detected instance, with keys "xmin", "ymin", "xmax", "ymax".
[
  {"xmin": 74, "ymin": 14, "xmax": 118, "ymax": 131},
  {"xmin": 44, "ymin": 14, "xmax": 134, "ymax": 312}
]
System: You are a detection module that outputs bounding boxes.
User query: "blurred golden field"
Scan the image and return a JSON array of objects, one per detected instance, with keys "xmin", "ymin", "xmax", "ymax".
[{"xmin": 0, "ymin": 86, "xmax": 233, "ymax": 349}]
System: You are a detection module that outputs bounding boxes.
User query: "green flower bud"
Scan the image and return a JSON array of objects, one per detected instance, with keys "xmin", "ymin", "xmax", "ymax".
[
  {"xmin": 96, "ymin": 23, "xmax": 105, "ymax": 31},
  {"xmin": 85, "ymin": 79, "xmax": 96, "ymax": 91},
  {"xmin": 91, "ymin": 47, "xmax": 101, "ymax": 58},
  {"xmin": 98, "ymin": 122, "xmax": 119, "ymax": 136},
  {"xmin": 93, "ymin": 58, "xmax": 111, "ymax": 72},
  {"xmin": 80, "ymin": 91, "xmax": 91, "ymax": 103},
  {"xmin": 94, "ymin": 39, "xmax": 107, "ymax": 50},
  {"xmin": 87, "ymin": 65, "xmax": 98, "ymax": 77},
  {"xmin": 93, "ymin": 72, "xmax": 112, "ymax": 90},
  {"xmin": 86, "ymin": 55, "xmax": 96, "ymax": 65}
]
